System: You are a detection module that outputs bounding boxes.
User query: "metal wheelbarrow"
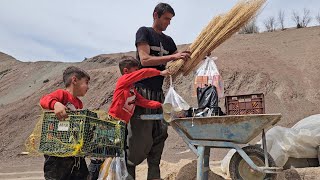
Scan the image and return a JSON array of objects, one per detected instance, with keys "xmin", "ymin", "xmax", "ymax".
[{"xmin": 141, "ymin": 114, "xmax": 282, "ymax": 180}]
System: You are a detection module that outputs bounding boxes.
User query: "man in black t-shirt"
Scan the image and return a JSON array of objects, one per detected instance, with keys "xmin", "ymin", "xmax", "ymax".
[{"xmin": 126, "ymin": 3, "xmax": 191, "ymax": 180}]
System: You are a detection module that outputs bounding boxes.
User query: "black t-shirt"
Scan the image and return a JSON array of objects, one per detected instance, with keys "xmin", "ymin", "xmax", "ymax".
[{"xmin": 135, "ymin": 26, "xmax": 177, "ymax": 91}]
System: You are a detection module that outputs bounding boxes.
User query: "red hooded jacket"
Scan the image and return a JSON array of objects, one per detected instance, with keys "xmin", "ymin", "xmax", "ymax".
[{"xmin": 108, "ymin": 68, "xmax": 162, "ymax": 123}]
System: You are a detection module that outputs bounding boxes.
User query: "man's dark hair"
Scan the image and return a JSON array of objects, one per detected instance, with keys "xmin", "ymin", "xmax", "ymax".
[
  {"xmin": 153, "ymin": 3, "xmax": 175, "ymax": 18},
  {"xmin": 63, "ymin": 66, "xmax": 90, "ymax": 87},
  {"xmin": 119, "ymin": 58, "xmax": 140, "ymax": 75}
]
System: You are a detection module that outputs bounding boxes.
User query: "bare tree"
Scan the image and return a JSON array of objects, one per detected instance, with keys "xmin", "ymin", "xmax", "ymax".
[
  {"xmin": 264, "ymin": 16, "xmax": 276, "ymax": 32},
  {"xmin": 302, "ymin": 8, "xmax": 312, "ymax": 27},
  {"xmin": 316, "ymin": 12, "xmax": 320, "ymax": 25},
  {"xmin": 239, "ymin": 19, "xmax": 259, "ymax": 34},
  {"xmin": 278, "ymin": 10, "xmax": 285, "ymax": 30},
  {"xmin": 292, "ymin": 10, "xmax": 302, "ymax": 28}
]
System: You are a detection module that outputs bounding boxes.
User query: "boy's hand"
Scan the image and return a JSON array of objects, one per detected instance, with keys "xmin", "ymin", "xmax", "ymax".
[
  {"xmin": 160, "ymin": 69, "xmax": 171, "ymax": 76},
  {"xmin": 53, "ymin": 102, "xmax": 68, "ymax": 120}
]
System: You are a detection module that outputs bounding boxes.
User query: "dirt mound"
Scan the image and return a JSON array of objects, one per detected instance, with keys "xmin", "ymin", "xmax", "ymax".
[
  {"xmin": 277, "ymin": 167, "xmax": 320, "ymax": 180},
  {"xmin": 174, "ymin": 160, "xmax": 224, "ymax": 180}
]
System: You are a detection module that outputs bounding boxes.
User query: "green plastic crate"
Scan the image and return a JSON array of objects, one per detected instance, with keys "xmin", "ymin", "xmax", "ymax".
[{"xmin": 39, "ymin": 110, "xmax": 125, "ymax": 157}]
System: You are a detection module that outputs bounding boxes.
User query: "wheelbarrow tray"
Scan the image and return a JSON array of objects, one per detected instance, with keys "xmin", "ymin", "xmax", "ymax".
[{"xmin": 172, "ymin": 114, "xmax": 281, "ymax": 144}]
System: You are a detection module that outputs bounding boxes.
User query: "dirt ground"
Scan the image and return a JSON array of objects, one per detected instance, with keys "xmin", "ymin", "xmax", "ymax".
[
  {"xmin": 1, "ymin": 26, "xmax": 320, "ymax": 179},
  {"xmin": 1, "ymin": 157, "xmax": 320, "ymax": 180}
]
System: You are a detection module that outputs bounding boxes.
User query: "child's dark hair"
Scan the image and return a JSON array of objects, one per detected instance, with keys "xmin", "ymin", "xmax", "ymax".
[
  {"xmin": 63, "ymin": 66, "xmax": 90, "ymax": 87},
  {"xmin": 153, "ymin": 3, "xmax": 175, "ymax": 18},
  {"xmin": 119, "ymin": 58, "xmax": 140, "ymax": 75}
]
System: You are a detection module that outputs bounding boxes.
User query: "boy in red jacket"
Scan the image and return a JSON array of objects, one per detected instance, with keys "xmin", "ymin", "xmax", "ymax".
[
  {"xmin": 40, "ymin": 66, "xmax": 90, "ymax": 180},
  {"xmin": 108, "ymin": 58, "xmax": 169, "ymax": 123},
  {"xmin": 88, "ymin": 58, "xmax": 170, "ymax": 179}
]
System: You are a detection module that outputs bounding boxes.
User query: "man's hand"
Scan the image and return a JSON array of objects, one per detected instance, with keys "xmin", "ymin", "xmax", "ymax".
[
  {"xmin": 160, "ymin": 69, "xmax": 172, "ymax": 76},
  {"xmin": 173, "ymin": 51, "xmax": 191, "ymax": 61},
  {"xmin": 53, "ymin": 102, "xmax": 69, "ymax": 120}
]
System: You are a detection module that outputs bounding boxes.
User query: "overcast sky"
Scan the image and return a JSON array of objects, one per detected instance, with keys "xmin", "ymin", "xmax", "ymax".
[{"xmin": 0, "ymin": 0, "xmax": 319, "ymax": 62}]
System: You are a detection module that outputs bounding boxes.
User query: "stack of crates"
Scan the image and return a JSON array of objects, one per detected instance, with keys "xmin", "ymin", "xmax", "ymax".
[
  {"xmin": 39, "ymin": 110, "xmax": 125, "ymax": 157},
  {"xmin": 225, "ymin": 93, "xmax": 265, "ymax": 115}
]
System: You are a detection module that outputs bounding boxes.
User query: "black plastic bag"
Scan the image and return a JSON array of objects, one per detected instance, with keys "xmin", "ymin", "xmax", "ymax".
[
  {"xmin": 197, "ymin": 85, "xmax": 218, "ymax": 109},
  {"xmin": 196, "ymin": 85, "xmax": 225, "ymax": 116}
]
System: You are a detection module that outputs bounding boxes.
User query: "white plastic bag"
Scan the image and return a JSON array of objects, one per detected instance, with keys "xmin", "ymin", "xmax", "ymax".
[
  {"xmin": 105, "ymin": 156, "xmax": 128, "ymax": 180},
  {"xmin": 220, "ymin": 149, "xmax": 236, "ymax": 178},
  {"xmin": 98, "ymin": 157, "xmax": 113, "ymax": 180},
  {"xmin": 194, "ymin": 56, "xmax": 224, "ymax": 98},
  {"xmin": 116, "ymin": 156, "xmax": 128, "ymax": 179},
  {"xmin": 257, "ymin": 114, "xmax": 320, "ymax": 167},
  {"xmin": 196, "ymin": 56, "xmax": 219, "ymax": 76},
  {"xmin": 163, "ymin": 76, "xmax": 190, "ymax": 122},
  {"xmin": 220, "ymin": 114, "xmax": 320, "ymax": 175}
]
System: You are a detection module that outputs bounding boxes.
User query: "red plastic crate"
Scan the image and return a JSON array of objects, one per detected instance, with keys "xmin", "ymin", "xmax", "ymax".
[{"xmin": 225, "ymin": 93, "xmax": 265, "ymax": 115}]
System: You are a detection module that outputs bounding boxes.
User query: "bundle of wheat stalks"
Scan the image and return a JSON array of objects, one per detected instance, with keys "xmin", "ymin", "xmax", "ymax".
[{"xmin": 167, "ymin": 0, "xmax": 266, "ymax": 76}]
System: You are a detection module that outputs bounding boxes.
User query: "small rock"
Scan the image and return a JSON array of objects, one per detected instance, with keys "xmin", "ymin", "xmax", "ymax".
[
  {"xmin": 18, "ymin": 152, "xmax": 29, "ymax": 155},
  {"xmin": 43, "ymin": 79, "xmax": 49, "ymax": 83}
]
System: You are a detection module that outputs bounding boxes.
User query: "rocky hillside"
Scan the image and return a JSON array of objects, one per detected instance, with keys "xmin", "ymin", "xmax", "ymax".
[{"xmin": 0, "ymin": 26, "xmax": 320, "ymax": 162}]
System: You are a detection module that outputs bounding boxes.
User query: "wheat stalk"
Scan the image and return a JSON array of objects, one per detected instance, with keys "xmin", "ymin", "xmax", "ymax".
[{"xmin": 166, "ymin": 0, "xmax": 266, "ymax": 76}]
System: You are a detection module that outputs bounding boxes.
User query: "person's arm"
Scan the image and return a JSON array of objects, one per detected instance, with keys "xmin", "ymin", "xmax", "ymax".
[
  {"xmin": 135, "ymin": 27, "xmax": 190, "ymax": 66},
  {"xmin": 135, "ymin": 91, "xmax": 162, "ymax": 109},
  {"xmin": 137, "ymin": 43, "xmax": 190, "ymax": 66},
  {"xmin": 118, "ymin": 68, "xmax": 170, "ymax": 88},
  {"xmin": 40, "ymin": 89, "xmax": 68, "ymax": 120},
  {"xmin": 40, "ymin": 89, "xmax": 64, "ymax": 110}
]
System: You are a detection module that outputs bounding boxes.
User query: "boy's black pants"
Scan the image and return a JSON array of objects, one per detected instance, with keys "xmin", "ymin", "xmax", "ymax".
[
  {"xmin": 87, "ymin": 159, "xmax": 103, "ymax": 180},
  {"xmin": 44, "ymin": 155, "xmax": 88, "ymax": 180},
  {"xmin": 126, "ymin": 86, "xmax": 167, "ymax": 180}
]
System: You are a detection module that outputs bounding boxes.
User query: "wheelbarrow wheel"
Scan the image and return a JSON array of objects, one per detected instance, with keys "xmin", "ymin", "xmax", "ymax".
[{"xmin": 229, "ymin": 145, "xmax": 277, "ymax": 180}]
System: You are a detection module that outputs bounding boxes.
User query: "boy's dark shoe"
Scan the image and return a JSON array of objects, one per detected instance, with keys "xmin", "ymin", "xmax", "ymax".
[{"xmin": 87, "ymin": 159, "xmax": 104, "ymax": 180}]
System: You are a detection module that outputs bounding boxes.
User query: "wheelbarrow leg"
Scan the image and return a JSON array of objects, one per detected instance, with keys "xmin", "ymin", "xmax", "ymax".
[
  {"xmin": 197, "ymin": 146, "xmax": 205, "ymax": 180},
  {"xmin": 262, "ymin": 129, "xmax": 269, "ymax": 167},
  {"xmin": 203, "ymin": 147, "xmax": 210, "ymax": 180}
]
